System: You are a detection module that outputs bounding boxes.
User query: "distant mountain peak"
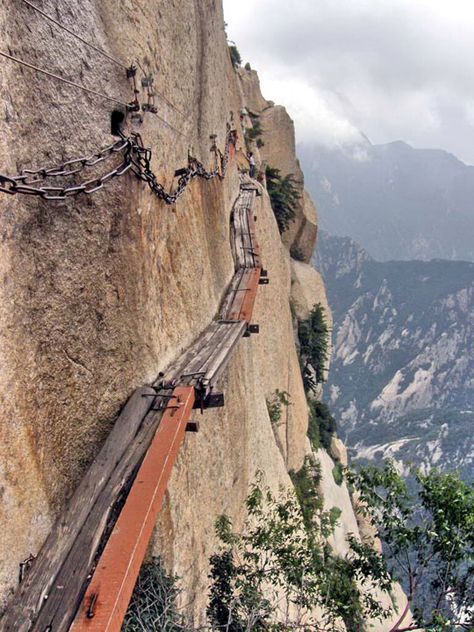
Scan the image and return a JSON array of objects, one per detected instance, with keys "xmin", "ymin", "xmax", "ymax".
[{"xmin": 299, "ymin": 139, "xmax": 474, "ymax": 262}]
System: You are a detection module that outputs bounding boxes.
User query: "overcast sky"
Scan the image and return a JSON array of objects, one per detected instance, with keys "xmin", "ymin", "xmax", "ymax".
[{"xmin": 223, "ymin": 0, "xmax": 474, "ymax": 164}]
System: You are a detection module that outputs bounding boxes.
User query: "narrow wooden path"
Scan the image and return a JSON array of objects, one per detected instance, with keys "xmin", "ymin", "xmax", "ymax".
[{"xmin": 0, "ymin": 179, "xmax": 267, "ymax": 632}]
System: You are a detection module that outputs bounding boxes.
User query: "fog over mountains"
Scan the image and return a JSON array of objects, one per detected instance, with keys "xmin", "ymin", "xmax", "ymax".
[{"xmin": 300, "ymin": 138, "xmax": 474, "ymax": 262}]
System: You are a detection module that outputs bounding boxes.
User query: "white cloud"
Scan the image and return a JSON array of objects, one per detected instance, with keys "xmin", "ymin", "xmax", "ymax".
[
  {"xmin": 258, "ymin": 76, "xmax": 364, "ymax": 148},
  {"xmin": 223, "ymin": 0, "xmax": 474, "ymax": 162}
]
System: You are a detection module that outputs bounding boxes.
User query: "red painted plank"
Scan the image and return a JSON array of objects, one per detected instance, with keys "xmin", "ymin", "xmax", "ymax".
[
  {"xmin": 227, "ymin": 268, "xmax": 261, "ymax": 323},
  {"xmin": 70, "ymin": 386, "xmax": 196, "ymax": 632}
]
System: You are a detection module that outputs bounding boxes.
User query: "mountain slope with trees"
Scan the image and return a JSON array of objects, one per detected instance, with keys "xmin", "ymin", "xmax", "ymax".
[{"xmin": 313, "ymin": 231, "xmax": 474, "ymax": 480}]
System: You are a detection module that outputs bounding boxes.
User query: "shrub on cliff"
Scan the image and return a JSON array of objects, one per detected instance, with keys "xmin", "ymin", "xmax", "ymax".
[
  {"xmin": 308, "ymin": 400, "xmax": 337, "ymax": 450},
  {"xmin": 228, "ymin": 44, "xmax": 242, "ymax": 68},
  {"xmin": 298, "ymin": 303, "xmax": 330, "ymax": 392},
  {"xmin": 266, "ymin": 388, "xmax": 291, "ymax": 426},
  {"xmin": 123, "ymin": 556, "xmax": 185, "ymax": 631},
  {"xmin": 244, "ymin": 115, "xmax": 264, "ymax": 149},
  {"xmin": 208, "ymin": 474, "xmax": 393, "ymax": 632},
  {"xmin": 265, "ymin": 165, "xmax": 301, "ymax": 233}
]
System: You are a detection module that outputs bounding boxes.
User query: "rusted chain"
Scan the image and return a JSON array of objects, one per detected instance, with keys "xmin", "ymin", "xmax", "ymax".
[{"xmin": 0, "ymin": 128, "xmax": 237, "ymax": 203}]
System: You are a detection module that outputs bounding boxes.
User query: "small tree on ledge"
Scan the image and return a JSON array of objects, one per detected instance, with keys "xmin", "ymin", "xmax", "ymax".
[
  {"xmin": 265, "ymin": 165, "xmax": 301, "ymax": 233},
  {"xmin": 298, "ymin": 303, "xmax": 330, "ymax": 393}
]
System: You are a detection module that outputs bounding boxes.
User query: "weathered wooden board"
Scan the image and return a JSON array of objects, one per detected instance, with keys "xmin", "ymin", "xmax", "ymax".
[
  {"xmin": 30, "ymin": 402, "xmax": 168, "ymax": 632},
  {"xmin": 220, "ymin": 268, "xmax": 245, "ymax": 319},
  {"xmin": 0, "ymin": 387, "xmax": 155, "ymax": 632},
  {"xmin": 70, "ymin": 387, "xmax": 196, "ymax": 632},
  {"xmin": 203, "ymin": 321, "xmax": 247, "ymax": 384}
]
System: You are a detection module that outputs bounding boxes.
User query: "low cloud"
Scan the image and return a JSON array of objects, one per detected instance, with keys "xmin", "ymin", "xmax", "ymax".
[{"xmin": 223, "ymin": 0, "xmax": 474, "ymax": 163}]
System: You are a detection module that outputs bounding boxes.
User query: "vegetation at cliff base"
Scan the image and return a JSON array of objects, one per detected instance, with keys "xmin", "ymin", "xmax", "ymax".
[
  {"xmin": 124, "ymin": 463, "xmax": 474, "ymax": 632},
  {"xmin": 289, "ymin": 454, "xmax": 322, "ymax": 529},
  {"xmin": 208, "ymin": 474, "xmax": 392, "ymax": 632},
  {"xmin": 265, "ymin": 165, "xmax": 301, "ymax": 233}
]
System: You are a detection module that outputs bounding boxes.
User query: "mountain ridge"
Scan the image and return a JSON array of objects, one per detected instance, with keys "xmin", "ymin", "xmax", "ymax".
[
  {"xmin": 313, "ymin": 230, "xmax": 474, "ymax": 480},
  {"xmin": 300, "ymin": 138, "xmax": 474, "ymax": 262}
]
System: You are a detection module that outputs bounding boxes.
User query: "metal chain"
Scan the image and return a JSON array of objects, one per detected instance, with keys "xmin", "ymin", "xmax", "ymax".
[{"xmin": 0, "ymin": 128, "xmax": 237, "ymax": 203}]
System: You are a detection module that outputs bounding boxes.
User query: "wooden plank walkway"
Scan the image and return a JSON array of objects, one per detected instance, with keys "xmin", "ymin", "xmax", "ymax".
[
  {"xmin": 0, "ymin": 180, "xmax": 266, "ymax": 632},
  {"xmin": 70, "ymin": 387, "xmax": 196, "ymax": 632}
]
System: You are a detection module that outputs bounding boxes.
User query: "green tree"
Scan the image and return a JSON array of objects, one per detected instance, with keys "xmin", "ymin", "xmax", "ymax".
[
  {"xmin": 298, "ymin": 303, "xmax": 330, "ymax": 392},
  {"xmin": 307, "ymin": 400, "xmax": 337, "ymax": 450},
  {"xmin": 350, "ymin": 462, "xmax": 474, "ymax": 631},
  {"xmin": 265, "ymin": 166, "xmax": 301, "ymax": 233},
  {"xmin": 228, "ymin": 44, "xmax": 242, "ymax": 68},
  {"xmin": 207, "ymin": 474, "xmax": 393, "ymax": 631}
]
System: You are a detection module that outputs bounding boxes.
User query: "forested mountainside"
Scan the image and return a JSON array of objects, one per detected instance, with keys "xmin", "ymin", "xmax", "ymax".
[
  {"xmin": 314, "ymin": 231, "xmax": 474, "ymax": 480},
  {"xmin": 300, "ymin": 139, "xmax": 474, "ymax": 262}
]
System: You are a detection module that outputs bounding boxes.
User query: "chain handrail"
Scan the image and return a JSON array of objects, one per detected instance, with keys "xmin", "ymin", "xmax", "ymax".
[{"xmin": 0, "ymin": 127, "xmax": 237, "ymax": 203}]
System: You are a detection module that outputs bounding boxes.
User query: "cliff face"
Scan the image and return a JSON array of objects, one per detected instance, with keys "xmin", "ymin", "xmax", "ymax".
[
  {"xmin": 0, "ymin": 3, "xmax": 408, "ymax": 628},
  {"xmin": 0, "ymin": 0, "xmax": 244, "ymax": 608}
]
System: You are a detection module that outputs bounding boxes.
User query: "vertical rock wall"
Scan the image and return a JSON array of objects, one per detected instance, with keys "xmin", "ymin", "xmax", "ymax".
[{"xmin": 0, "ymin": 3, "xmax": 409, "ymax": 629}]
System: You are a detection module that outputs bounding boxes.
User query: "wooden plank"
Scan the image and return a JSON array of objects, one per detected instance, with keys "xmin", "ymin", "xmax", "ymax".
[
  {"xmin": 196, "ymin": 323, "xmax": 241, "ymax": 379},
  {"xmin": 70, "ymin": 387, "xmax": 196, "ymax": 632},
  {"xmin": 226, "ymin": 270, "xmax": 253, "ymax": 321},
  {"xmin": 0, "ymin": 387, "xmax": 155, "ymax": 632},
  {"xmin": 238, "ymin": 268, "xmax": 261, "ymax": 324},
  {"xmin": 154, "ymin": 322, "xmax": 220, "ymax": 389},
  {"xmin": 172, "ymin": 323, "xmax": 223, "ymax": 385},
  {"xmin": 30, "ymin": 402, "xmax": 168, "ymax": 632},
  {"xmin": 220, "ymin": 269, "xmax": 245, "ymax": 319},
  {"xmin": 233, "ymin": 208, "xmax": 247, "ymax": 268},
  {"xmin": 227, "ymin": 269, "xmax": 261, "ymax": 323},
  {"xmin": 204, "ymin": 321, "xmax": 247, "ymax": 385}
]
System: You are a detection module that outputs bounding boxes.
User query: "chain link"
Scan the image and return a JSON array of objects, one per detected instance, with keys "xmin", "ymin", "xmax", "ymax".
[{"xmin": 0, "ymin": 127, "xmax": 237, "ymax": 203}]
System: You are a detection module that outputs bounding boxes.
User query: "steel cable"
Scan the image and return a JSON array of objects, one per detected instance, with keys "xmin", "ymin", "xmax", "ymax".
[
  {"xmin": 19, "ymin": 0, "xmax": 128, "ymax": 70},
  {"xmin": 18, "ymin": 0, "xmax": 187, "ymax": 120},
  {"xmin": 0, "ymin": 49, "xmax": 129, "ymax": 107}
]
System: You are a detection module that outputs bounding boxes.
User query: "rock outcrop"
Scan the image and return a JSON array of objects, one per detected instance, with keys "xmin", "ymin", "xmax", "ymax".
[{"xmin": 238, "ymin": 68, "xmax": 318, "ymax": 263}]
